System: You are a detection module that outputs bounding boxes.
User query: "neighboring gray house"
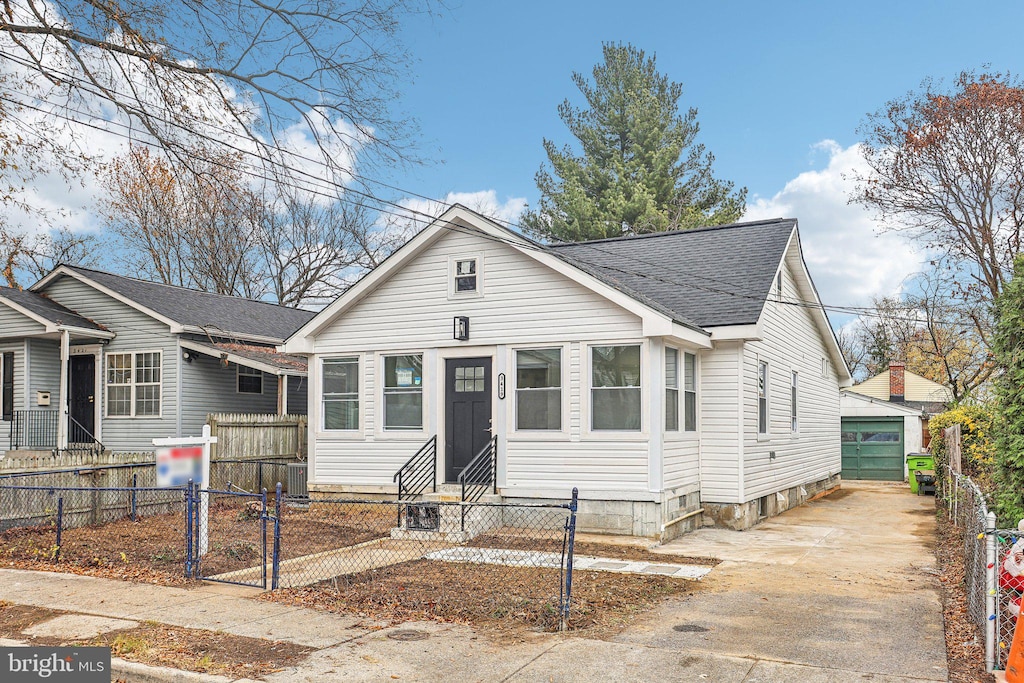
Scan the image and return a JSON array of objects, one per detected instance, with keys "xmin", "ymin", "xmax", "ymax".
[
  {"xmin": 283, "ymin": 205, "xmax": 853, "ymax": 538},
  {"xmin": 0, "ymin": 265, "xmax": 313, "ymax": 454}
]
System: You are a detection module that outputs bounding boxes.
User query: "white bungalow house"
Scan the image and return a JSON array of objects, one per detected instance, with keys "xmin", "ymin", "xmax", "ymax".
[{"xmin": 282, "ymin": 205, "xmax": 852, "ymax": 538}]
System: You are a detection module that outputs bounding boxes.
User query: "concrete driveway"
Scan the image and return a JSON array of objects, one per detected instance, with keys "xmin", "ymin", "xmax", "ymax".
[{"xmin": 611, "ymin": 480, "xmax": 948, "ymax": 681}]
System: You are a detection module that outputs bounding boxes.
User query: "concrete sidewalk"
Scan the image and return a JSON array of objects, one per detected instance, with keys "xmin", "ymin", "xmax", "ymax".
[{"xmin": 0, "ymin": 480, "xmax": 948, "ymax": 682}]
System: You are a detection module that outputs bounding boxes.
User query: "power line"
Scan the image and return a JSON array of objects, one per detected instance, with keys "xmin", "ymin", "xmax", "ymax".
[{"xmin": 0, "ymin": 54, "xmax": 964, "ymax": 327}]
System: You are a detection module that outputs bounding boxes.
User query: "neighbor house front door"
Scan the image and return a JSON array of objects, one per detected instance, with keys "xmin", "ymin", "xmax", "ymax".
[
  {"xmin": 445, "ymin": 357, "xmax": 492, "ymax": 483},
  {"xmin": 68, "ymin": 354, "xmax": 96, "ymax": 442}
]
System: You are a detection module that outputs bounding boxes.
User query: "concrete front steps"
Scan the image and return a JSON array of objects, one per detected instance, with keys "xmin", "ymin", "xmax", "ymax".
[{"xmin": 390, "ymin": 485, "xmax": 502, "ymax": 543}]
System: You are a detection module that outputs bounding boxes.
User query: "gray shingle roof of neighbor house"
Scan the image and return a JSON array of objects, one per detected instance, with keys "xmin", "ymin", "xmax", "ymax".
[
  {"xmin": 548, "ymin": 218, "xmax": 797, "ymax": 328},
  {"xmin": 51, "ymin": 266, "xmax": 317, "ymax": 341},
  {"xmin": 0, "ymin": 287, "xmax": 107, "ymax": 331}
]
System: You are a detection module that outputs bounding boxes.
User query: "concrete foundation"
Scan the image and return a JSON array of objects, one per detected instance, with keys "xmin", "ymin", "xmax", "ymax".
[{"xmin": 702, "ymin": 473, "xmax": 841, "ymax": 530}]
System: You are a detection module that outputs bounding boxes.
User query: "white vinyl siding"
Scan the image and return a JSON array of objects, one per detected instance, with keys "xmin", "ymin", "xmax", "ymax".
[
  {"xmin": 315, "ymin": 230, "xmax": 644, "ymax": 351},
  {"xmin": 308, "ymin": 230, "xmax": 652, "ymax": 496},
  {"xmin": 698, "ymin": 341, "xmax": 743, "ymax": 501},
  {"xmin": 741, "ymin": 255, "xmax": 842, "ymax": 502}
]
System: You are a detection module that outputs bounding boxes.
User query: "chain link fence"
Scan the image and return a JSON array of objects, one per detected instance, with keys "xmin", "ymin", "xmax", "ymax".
[
  {"xmin": 938, "ymin": 466, "xmax": 1018, "ymax": 671},
  {"xmin": 0, "ymin": 472, "xmax": 580, "ymax": 629},
  {"xmin": 0, "ymin": 484, "xmax": 187, "ymax": 574}
]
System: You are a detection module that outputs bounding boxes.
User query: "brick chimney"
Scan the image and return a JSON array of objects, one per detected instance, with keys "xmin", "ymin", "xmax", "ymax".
[{"xmin": 889, "ymin": 362, "xmax": 905, "ymax": 403}]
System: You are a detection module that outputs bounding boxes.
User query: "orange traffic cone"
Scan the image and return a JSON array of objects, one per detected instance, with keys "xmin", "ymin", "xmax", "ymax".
[{"xmin": 1006, "ymin": 612, "xmax": 1024, "ymax": 682}]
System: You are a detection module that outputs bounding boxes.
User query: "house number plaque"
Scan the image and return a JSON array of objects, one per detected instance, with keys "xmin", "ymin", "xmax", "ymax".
[{"xmin": 498, "ymin": 373, "xmax": 505, "ymax": 399}]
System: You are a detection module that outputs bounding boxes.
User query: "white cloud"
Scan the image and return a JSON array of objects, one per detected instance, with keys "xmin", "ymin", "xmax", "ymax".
[
  {"xmin": 395, "ymin": 190, "xmax": 527, "ymax": 232},
  {"xmin": 745, "ymin": 141, "xmax": 927, "ymax": 310}
]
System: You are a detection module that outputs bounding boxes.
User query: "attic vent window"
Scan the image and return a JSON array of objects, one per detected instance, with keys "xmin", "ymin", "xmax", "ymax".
[{"xmin": 455, "ymin": 258, "xmax": 477, "ymax": 292}]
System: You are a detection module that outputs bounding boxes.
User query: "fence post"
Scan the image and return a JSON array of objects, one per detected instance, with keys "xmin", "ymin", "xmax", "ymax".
[
  {"xmin": 184, "ymin": 480, "xmax": 194, "ymax": 578},
  {"xmin": 130, "ymin": 473, "xmax": 138, "ymax": 522},
  {"xmin": 261, "ymin": 487, "xmax": 268, "ymax": 590},
  {"xmin": 561, "ymin": 487, "xmax": 578, "ymax": 632},
  {"xmin": 272, "ymin": 482, "xmax": 282, "ymax": 590},
  {"xmin": 54, "ymin": 496, "xmax": 63, "ymax": 564},
  {"xmin": 987, "ymin": 511, "xmax": 998, "ymax": 672}
]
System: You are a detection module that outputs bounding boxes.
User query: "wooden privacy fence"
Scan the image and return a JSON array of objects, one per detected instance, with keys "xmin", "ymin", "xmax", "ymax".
[{"xmin": 206, "ymin": 413, "xmax": 307, "ymax": 462}]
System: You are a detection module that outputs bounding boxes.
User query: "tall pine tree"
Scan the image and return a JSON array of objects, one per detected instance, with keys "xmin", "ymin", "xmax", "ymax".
[
  {"xmin": 521, "ymin": 43, "xmax": 746, "ymax": 242},
  {"xmin": 994, "ymin": 255, "xmax": 1024, "ymax": 524}
]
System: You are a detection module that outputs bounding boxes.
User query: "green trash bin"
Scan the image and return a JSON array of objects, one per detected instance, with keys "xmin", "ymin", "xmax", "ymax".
[{"xmin": 906, "ymin": 453, "xmax": 935, "ymax": 494}]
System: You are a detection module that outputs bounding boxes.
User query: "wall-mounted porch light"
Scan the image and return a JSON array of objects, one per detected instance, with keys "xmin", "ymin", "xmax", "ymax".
[{"xmin": 453, "ymin": 316, "xmax": 470, "ymax": 341}]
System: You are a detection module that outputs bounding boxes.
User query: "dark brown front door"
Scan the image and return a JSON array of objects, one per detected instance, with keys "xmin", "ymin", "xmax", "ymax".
[
  {"xmin": 445, "ymin": 357, "xmax": 492, "ymax": 483},
  {"xmin": 68, "ymin": 355, "xmax": 95, "ymax": 442}
]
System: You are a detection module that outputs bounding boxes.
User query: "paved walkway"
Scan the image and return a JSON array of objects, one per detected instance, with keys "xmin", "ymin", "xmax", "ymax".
[{"xmin": 0, "ymin": 481, "xmax": 947, "ymax": 682}]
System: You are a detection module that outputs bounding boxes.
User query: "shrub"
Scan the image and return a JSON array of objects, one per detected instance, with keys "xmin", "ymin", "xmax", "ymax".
[{"xmin": 929, "ymin": 404, "xmax": 996, "ymax": 487}]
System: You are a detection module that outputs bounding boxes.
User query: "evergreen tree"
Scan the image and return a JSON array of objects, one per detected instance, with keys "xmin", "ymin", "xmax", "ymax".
[
  {"xmin": 994, "ymin": 255, "xmax": 1024, "ymax": 524},
  {"xmin": 521, "ymin": 43, "xmax": 746, "ymax": 242}
]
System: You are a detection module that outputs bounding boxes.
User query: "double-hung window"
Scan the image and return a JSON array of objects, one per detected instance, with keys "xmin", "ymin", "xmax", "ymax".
[
  {"xmin": 667, "ymin": 349, "xmax": 698, "ymax": 433},
  {"xmin": 591, "ymin": 345, "xmax": 641, "ymax": 431},
  {"xmin": 383, "ymin": 354, "xmax": 423, "ymax": 430},
  {"xmin": 106, "ymin": 351, "xmax": 161, "ymax": 417},
  {"xmin": 683, "ymin": 352, "xmax": 697, "ymax": 432},
  {"xmin": 665, "ymin": 348, "xmax": 679, "ymax": 431},
  {"xmin": 322, "ymin": 358, "xmax": 359, "ymax": 430},
  {"xmin": 237, "ymin": 366, "xmax": 263, "ymax": 394},
  {"xmin": 757, "ymin": 360, "xmax": 769, "ymax": 434},
  {"xmin": 516, "ymin": 348, "xmax": 561, "ymax": 430},
  {"xmin": 791, "ymin": 371, "xmax": 798, "ymax": 432}
]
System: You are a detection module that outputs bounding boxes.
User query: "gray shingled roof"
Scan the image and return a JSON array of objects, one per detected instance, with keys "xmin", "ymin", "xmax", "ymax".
[
  {"xmin": 0, "ymin": 287, "xmax": 106, "ymax": 331},
  {"xmin": 548, "ymin": 218, "xmax": 796, "ymax": 328},
  {"xmin": 54, "ymin": 267, "xmax": 316, "ymax": 342}
]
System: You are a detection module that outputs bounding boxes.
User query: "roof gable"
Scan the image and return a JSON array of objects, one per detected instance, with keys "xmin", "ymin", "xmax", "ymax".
[
  {"xmin": 0, "ymin": 287, "xmax": 106, "ymax": 332},
  {"xmin": 284, "ymin": 205, "xmax": 713, "ymax": 351},
  {"xmin": 851, "ymin": 369, "xmax": 954, "ymax": 403},
  {"xmin": 33, "ymin": 266, "xmax": 315, "ymax": 343}
]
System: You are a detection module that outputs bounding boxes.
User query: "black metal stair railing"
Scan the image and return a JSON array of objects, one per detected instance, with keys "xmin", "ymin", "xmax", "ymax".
[
  {"xmin": 66, "ymin": 415, "xmax": 104, "ymax": 456},
  {"xmin": 394, "ymin": 435, "xmax": 437, "ymax": 501},
  {"xmin": 9, "ymin": 410, "xmax": 59, "ymax": 450},
  {"xmin": 458, "ymin": 436, "xmax": 497, "ymax": 504}
]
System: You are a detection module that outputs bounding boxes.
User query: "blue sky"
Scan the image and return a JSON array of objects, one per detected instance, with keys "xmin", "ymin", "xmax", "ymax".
[
  {"xmin": 359, "ymin": 1, "xmax": 1024, "ymax": 316},
  {"xmin": 7, "ymin": 0, "xmax": 1024, "ymax": 317}
]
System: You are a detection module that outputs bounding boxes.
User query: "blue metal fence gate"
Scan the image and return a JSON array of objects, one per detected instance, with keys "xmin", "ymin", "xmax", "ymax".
[{"xmin": 186, "ymin": 483, "xmax": 270, "ymax": 588}]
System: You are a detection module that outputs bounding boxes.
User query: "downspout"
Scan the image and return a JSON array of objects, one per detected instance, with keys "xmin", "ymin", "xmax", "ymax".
[{"xmin": 56, "ymin": 328, "xmax": 70, "ymax": 450}]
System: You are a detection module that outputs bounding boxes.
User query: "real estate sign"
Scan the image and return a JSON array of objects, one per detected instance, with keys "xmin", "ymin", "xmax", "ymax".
[{"xmin": 156, "ymin": 446, "xmax": 203, "ymax": 487}]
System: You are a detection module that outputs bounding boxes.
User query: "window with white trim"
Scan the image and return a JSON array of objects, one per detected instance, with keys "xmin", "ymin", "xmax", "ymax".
[
  {"xmin": 237, "ymin": 366, "xmax": 263, "ymax": 394},
  {"xmin": 516, "ymin": 348, "xmax": 561, "ymax": 430},
  {"xmin": 106, "ymin": 351, "xmax": 161, "ymax": 417},
  {"xmin": 665, "ymin": 347, "xmax": 679, "ymax": 432},
  {"xmin": 383, "ymin": 354, "xmax": 423, "ymax": 430},
  {"xmin": 453, "ymin": 258, "xmax": 478, "ymax": 293},
  {"xmin": 758, "ymin": 360, "xmax": 768, "ymax": 434},
  {"xmin": 591, "ymin": 345, "xmax": 641, "ymax": 431},
  {"xmin": 791, "ymin": 371, "xmax": 798, "ymax": 432},
  {"xmin": 684, "ymin": 352, "xmax": 697, "ymax": 432},
  {"xmin": 322, "ymin": 357, "xmax": 358, "ymax": 430}
]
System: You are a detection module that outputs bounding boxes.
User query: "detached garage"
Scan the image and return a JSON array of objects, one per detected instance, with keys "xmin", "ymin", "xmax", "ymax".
[{"xmin": 840, "ymin": 391, "xmax": 925, "ymax": 482}]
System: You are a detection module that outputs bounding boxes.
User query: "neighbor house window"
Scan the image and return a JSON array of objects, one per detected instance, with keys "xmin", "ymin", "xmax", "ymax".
[
  {"xmin": 757, "ymin": 360, "xmax": 768, "ymax": 434},
  {"xmin": 453, "ymin": 258, "xmax": 478, "ymax": 293},
  {"xmin": 791, "ymin": 371, "xmax": 798, "ymax": 432},
  {"xmin": 237, "ymin": 366, "xmax": 263, "ymax": 394},
  {"xmin": 1, "ymin": 351, "xmax": 12, "ymax": 421},
  {"xmin": 106, "ymin": 351, "xmax": 161, "ymax": 417},
  {"xmin": 665, "ymin": 347, "xmax": 679, "ymax": 432},
  {"xmin": 591, "ymin": 345, "xmax": 641, "ymax": 431},
  {"xmin": 684, "ymin": 352, "xmax": 696, "ymax": 432},
  {"xmin": 322, "ymin": 357, "xmax": 359, "ymax": 430},
  {"xmin": 776, "ymin": 271, "xmax": 783, "ymax": 302},
  {"xmin": 516, "ymin": 349, "xmax": 561, "ymax": 430},
  {"xmin": 384, "ymin": 354, "xmax": 423, "ymax": 430}
]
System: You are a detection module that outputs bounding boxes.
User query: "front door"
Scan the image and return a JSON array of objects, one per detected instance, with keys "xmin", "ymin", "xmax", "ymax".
[
  {"xmin": 68, "ymin": 355, "xmax": 96, "ymax": 442},
  {"xmin": 445, "ymin": 357, "xmax": 492, "ymax": 483}
]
